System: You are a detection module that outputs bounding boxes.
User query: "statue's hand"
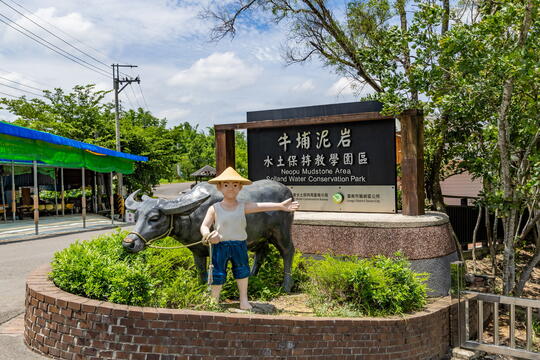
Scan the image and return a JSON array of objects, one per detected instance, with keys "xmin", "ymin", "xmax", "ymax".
[
  {"xmin": 208, "ymin": 231, "xmax": 222, "ymax": 244},
  {"xmin": 281, "ymin": 198, "xmax": 299, "ymax": 212},
  {"xmin": 203, "ymin": 230, "xmax": 221, "ymax": 245}
]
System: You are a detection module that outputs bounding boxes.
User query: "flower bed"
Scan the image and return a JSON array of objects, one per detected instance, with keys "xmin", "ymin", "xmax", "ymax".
[{"xmin": 26, "ymin": 264, "xmax": 454, "ymax": 360}]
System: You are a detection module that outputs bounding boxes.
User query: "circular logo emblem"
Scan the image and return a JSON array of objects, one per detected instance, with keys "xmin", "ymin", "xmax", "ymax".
[{"xmin": 332, "ymin": 192, "xmax": 344, "ymax": 204}]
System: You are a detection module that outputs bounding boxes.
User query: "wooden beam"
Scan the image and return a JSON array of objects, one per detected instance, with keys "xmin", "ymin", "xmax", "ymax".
[
  {"xmin": 400, "ymin": 110, "xmax": 425, "ymax": 215},
  {"xmin": 215, "ymin": 129, "xmax": 235, "ymax": 174},
  {"xmin": 214, "ymin": 112, "xmax": 394, "ymax": 131}
]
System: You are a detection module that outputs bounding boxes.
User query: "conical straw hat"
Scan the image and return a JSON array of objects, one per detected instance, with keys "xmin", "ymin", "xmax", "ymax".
[{"xmin": 208, "ymin": 167, "xmax": 252, "ymax": 185}]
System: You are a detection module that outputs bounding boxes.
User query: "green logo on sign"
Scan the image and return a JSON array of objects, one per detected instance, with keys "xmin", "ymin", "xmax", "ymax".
[{"xmin": 332, "ymin": 192, "xmax": 344, "ymax": 204}]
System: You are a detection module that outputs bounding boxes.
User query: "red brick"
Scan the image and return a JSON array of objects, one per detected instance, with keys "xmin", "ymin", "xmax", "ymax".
[{"xmin": 67, "ymin": 300, "xmax": 81, "ymax": 311}]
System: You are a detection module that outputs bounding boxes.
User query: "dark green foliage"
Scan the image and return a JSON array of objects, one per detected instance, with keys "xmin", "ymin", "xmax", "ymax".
[
  {"xmin": 50, "ymin": 230, "xmax": 216, "ymax": 309},
  {"xmin": 305, "ymin": 253, "xmax": 428, "ymax": 316},
  {"xmin": 50, "ymin": 231, "xmax": 306, "ymax": 309}
]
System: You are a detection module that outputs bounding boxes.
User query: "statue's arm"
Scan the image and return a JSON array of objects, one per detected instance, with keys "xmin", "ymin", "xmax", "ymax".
[
  {"xmin": 244, "ymin": 198, "xmax": 299, "ymax": 214},
  {"xmin": 200, "ymin": 205, "xmax": 221, "ymax": 244}
]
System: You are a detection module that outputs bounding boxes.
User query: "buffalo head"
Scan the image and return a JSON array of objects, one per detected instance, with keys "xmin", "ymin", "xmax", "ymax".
[{"xmin": 122, "ymin": 187, "xmax": 210, "ymax": 252}]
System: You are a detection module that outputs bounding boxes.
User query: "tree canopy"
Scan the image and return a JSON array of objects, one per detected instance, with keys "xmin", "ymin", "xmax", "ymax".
[
  {"xmin": 205, "ymin": 0, "xmax": 540, "ymax": 295},
  {"xmin": 0, "ymin": 85, "xmax": 244, "ymax": 194}
]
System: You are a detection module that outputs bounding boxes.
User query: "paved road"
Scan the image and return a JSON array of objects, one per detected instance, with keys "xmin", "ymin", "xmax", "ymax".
[
  {"xmin": 0, "ymin": 225, "xmax": 132, "ymax": 359},
  {"xmin": 152, "ymin": 182, "xmax": 194, "ymax": 199}
]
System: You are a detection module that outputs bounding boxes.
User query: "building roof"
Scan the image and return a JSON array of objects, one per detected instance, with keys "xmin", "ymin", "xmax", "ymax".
[{"xmin": 190, "ymin": 165, "xmax": 216, "ymax": 178}]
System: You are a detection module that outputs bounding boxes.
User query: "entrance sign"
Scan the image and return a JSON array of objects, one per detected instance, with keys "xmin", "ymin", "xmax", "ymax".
[{"xmin": 247, "ymin": 101, "xmax": 396, "ymax": 213}]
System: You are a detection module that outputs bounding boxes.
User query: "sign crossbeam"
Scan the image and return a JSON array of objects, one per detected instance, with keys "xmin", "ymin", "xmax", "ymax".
[{"xmin": 215, "ymin": 111, "xmax": 395, "ymax": 131}]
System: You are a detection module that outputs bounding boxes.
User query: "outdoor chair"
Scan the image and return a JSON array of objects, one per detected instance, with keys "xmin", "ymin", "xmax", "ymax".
[
  {"xmin": 45, "ymin": 204, "xmax": 54, "ymax": 214},
  {"xmin": 36, "ymin": 204, "xmax": 46, "ymax": 214},
  {"xmin": 65, "ymin": 203, "xmax": 74, "ymax": 214}
]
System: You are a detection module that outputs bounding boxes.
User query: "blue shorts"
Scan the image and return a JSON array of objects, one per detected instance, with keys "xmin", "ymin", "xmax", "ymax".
[{"xmin": 210, "ymin": 240, "xmax": 250, "ymax": 285}]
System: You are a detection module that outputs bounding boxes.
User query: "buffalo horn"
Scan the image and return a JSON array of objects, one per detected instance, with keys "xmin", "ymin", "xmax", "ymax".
[
  {"xmin": 125, "ymin": 189, "xmax": 142, "ymax": 210},
  {"xmin": 159, "ymin": 190, "xmax": 210, "ymax": 215}
]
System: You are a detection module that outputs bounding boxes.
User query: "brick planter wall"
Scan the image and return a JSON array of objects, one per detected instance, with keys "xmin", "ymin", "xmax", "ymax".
[{"xmin": 26, "ymin": 264, "xmax": 455, "ymax": 360}]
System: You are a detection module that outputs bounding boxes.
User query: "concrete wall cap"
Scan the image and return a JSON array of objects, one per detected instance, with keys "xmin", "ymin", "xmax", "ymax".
[{"xmin": 293, "ymin": 211, "xmax": 449, "ymax": 228}]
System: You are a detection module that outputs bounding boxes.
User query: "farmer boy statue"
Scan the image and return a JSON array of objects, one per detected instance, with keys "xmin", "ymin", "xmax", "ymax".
[{"xmin": 200, "ymin": 167, "xmax": 299, "ymax": 310}]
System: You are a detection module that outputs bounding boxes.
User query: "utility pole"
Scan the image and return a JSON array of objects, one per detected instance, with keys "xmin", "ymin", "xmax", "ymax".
[{"xmin": 112, "ymin": 64, "xmax": 140, "ymax": 198}]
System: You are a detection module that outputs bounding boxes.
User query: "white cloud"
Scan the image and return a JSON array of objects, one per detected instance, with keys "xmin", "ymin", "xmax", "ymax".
[
  {"xmin": 0, "ymin": 0, "xmax": 360, "ymax": 130},
  {"xmin": 291, "ymin": 79, "xmax": 315, "ymax": 92},
  {"xmin": 327, "ymin": 77, "xmax": 356, "ymax": 97},
  {"xmin": 33, "ymin": 8, "xmax": 93, "ymax": 35},
  {"xmin": 327, "ymin": 77, "xmax": 375, "ymax": 98},
  {"xmin": 177, "ymin": 95, "xmax": 195, "ymax": 104},
  {"xmin": 157, "ymin": 108, "xmax": 191, "ymax": 121},
  {"xmin": 253, "ymin": 46, "xmax": 281, "ymax": 63},
  {"xmin": 168, "ymin": 52, "xmax": 262, "ymax": 91},
  {"xmin": 0, "ymin": 70, "xmax": 44, "ymax": 91}
]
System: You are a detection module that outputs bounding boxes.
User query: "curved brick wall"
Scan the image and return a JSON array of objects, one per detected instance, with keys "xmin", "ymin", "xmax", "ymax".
[{"xmin": 26, "ymin": 264, "xmax": 455, "ymax": 360}]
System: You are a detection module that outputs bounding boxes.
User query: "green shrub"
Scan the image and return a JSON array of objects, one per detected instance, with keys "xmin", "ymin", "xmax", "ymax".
[
  {"xmin": 50, "ymin": 230, "xmax": 306, "ymax": 309},
  {"xmin": 305, "ymin": 253, "xmax": 428, "ymax": 316},
  {"xmin": 50, "ymin": 230, "xmax": 216, "ymax": 309},
  {"xmin": 51, "ymin": 231, "xmax": 427, "ymax": 317}
]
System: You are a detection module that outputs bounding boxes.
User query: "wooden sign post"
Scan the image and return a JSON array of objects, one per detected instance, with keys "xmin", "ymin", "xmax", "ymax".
[{"xmin": 399, "ymin": 110, "xmax": 424, "ymax": 216}]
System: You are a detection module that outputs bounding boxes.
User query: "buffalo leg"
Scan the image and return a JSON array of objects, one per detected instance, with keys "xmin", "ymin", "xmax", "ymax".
[
  {"xmin": 193, "ymin": 253, "xmax": 208, "ymax": 284},
  {"xmin": 251, "ymin": 242, "xmax": 270, "ymax": 276},
  {"xmin": 280, "ymin": 242, "xmax": 295, "ymax": 293},
  {"xmin": 272, "ymin": 226, "xmax": 295, "ymax": 293}
]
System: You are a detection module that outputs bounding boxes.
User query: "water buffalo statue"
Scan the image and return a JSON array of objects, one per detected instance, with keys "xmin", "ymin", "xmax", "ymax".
[{"xmin": 122, "ymin": 180, "xmax": 296, "ymax": 292}]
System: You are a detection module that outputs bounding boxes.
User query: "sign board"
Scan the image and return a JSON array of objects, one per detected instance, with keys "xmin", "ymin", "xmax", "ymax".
[{"xmin": 247, "ymin": 101, "xmax": 396, "ymax": 213}]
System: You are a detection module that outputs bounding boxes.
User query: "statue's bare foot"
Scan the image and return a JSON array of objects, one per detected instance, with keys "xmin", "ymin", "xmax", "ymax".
[{"xmin": 239, "ymin": 301, "xmax": 252, "ymax": 310}]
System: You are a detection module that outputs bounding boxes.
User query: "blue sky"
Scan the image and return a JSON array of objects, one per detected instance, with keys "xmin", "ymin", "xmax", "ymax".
[{"xmin": 0, "ymin": 0, "xmax": 366, "ymax": 130}]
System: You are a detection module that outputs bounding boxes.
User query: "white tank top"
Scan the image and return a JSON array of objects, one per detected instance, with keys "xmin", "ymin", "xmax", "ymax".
[{"xmin": 214, "ymin": 202, "xmax": 247, "ymax": 241}]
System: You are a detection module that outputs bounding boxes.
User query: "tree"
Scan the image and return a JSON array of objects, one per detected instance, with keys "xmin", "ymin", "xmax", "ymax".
[
  {"xmin": 1, "ymin": 85, "xmax": 114, "ymax": 144},
  {"xmin": 169, "ymin": 123, "xmax": 216, "ymax": 179},
  {"xmin": 206, "ymin": 0, "xmax": 540, "ymax": 295},
  {"xmin": 204, "ymin": 0, "xmax": 477, "ymax": 212},
  {"xmin": 437, "ymin": 0, "xmax": 540, "ymax": 295},
  {"xmin": 0, "ymin": 85, "xmax": 178, "ymax": 194},
  {"xmin": 120, "ymin": 109, "xmax": 179, "ymax": 194}
]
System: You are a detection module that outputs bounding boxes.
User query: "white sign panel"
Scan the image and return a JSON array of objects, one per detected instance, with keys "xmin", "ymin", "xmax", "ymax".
[{"xmin": 289, "ymin": 185, "xmax": 396, "ymax": 213}]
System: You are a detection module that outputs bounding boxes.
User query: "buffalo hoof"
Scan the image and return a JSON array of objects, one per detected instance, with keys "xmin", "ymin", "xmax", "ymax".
[{"xmin": 281, "ymin": 278, "xmax": 294, "ymax": 293}]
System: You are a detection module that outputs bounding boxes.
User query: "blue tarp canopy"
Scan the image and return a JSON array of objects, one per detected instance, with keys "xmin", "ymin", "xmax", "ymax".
[{"xmin": 0, "ymin": 121, "xmax": 147, "ymax": 174}]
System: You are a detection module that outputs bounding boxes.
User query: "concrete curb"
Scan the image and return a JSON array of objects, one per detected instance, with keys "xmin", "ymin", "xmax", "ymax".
[
  {"xmin": 293, "ymin": 210, "xmax": 450, "ymax": 228},
  {"xmin": 0, "ymin": 223, "xmax": 132, "ymax": 246}
]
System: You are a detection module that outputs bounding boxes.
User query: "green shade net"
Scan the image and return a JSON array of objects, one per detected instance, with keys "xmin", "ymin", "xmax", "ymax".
[{"xmin": 0, "ymin": 133, "xmax": 135, "ymax": 174}]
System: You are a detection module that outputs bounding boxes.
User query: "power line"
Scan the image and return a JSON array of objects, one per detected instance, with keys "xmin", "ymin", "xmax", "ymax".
[
  {"xmin": 0, "ymin": 14, "xmax": 110, "ymax": 79},
  {"xmin": 0, "ymin": 82, "xmax": 43, "ymax": 97},
  {"xmin": 137, "ymin": 83, "xmax": 150, "ymax": 111},
  {"xmin": 0, "ymin": 75, "xmax": 44, "ymax": 92},
  {"xmin": 128, "ymin": 67, "xmax": 149, "ymax": 112},
  {"xmin": 0, "ymin": 0, "xmax": 111, "ymax": 71},
  {"xmin": 4, "ymin": 0, "xmax": 114, "ymax": 66},
  {"xmin": 0, "ymin": 66, "xmax": 49, "ymax": 88},
  {"xmin": 122, "ymin": 90, "xmax": 136, "ymax": 110},
  {"xmin": 129, "ymin": 83, "xmax": 143, "ymax": 109},
  {"xmin": 0, "ymin": 90, "xmax": 20, "ymax": 98}
]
